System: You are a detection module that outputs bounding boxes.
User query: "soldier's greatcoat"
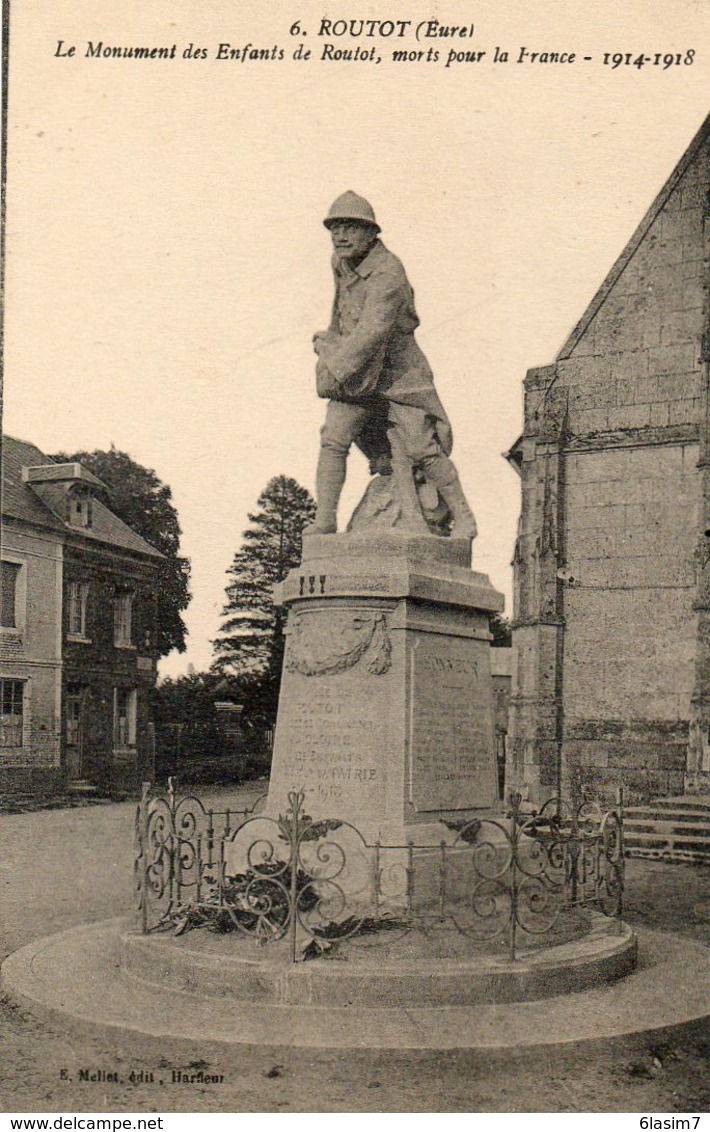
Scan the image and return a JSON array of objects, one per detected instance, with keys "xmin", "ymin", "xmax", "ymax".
[{"xmin": 316, "ymin": 239, "xmax": 453, "ymax": 454}]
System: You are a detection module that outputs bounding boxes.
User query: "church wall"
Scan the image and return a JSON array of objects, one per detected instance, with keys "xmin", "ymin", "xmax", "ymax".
[{"xmin": 509, "ymin": 122, "xmax": 710, "ymax": 805}]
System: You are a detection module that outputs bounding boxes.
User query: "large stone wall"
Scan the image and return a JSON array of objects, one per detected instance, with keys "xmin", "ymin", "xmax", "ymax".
[
  {"xmin": 562, "ymin": 445, "xmax": 698, "ymax": 798},
  {"xmin": 559, "ymin": 165, "xmax": 706, "ymax": 425},
  {"xmin": 508, "ymin": 115, "xmax": 710, "ymax": 804}
]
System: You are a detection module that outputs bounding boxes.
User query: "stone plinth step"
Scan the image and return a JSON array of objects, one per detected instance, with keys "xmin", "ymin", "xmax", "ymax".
[
  {"xmin": 625, "ymin": 819, "xmax": 710, "ymax": 837},
  {"xmin": 623, "ymin": 795, "xmax": 710, "ymax": 864},
  {"xmin": 626, "ymin": 807, "xmax": 710, "ymax": 823},
  {"xmin": 120, "ymin": 913, "xmax": 635, "ymax": 1007},
  {"xmin": 625, "ymin": 847, "xmax": 710, "ymax": 864},
  {"xmin": 650, "ymin": 796, "xmax": 710, "ymax": 812},
  {"xmin": 625, "ymin": 830, "xmax": 710, "ymax": 847},
  {"xmin": 3, "ymin": 919, "xmax": 710, "ymax": 1052},
  {"xmin": 66, "ymin": 779, "xmax": 98, "ymax": 795}
]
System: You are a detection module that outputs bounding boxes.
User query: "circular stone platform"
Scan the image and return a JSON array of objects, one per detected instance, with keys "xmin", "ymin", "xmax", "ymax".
[
  {"xmin": 120, "ymin": 913, "xmax": 636, "ymax": 1007},
  {"xmin": 3, "ymin": 917, "xmax": 710, "ymax": 1050}
]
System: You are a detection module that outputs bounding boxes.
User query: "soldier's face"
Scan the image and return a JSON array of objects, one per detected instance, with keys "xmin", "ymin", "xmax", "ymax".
[{"xmin": 329, "ymin": 222, "xmax": 377, "ymax": 264}]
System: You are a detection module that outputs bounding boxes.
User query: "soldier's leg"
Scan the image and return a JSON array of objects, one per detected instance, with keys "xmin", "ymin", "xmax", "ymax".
[
  {"xmin": 310, "ymin": 400, "xmax": 370, "ymax": 534},
  {"xmin": 389, "ymin": 403, "xmax": 478, "ymax": 539}
]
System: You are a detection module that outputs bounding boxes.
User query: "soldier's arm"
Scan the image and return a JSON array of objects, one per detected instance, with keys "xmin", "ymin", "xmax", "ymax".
[{"xmin": 318, "ymin": 268, "xmax": 404, "ymax": 384}]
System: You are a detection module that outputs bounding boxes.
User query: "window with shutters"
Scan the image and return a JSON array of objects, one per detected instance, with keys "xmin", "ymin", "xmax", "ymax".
[
  {"xmin": 113, "ymin": 589, "xmax": 134, "ymax": 647},
  {"xmin": 114, "ymin": 687, "xmax": 137, "ymax": 749},
  {"xmin": 67, "ymin": 580, "xmax": 90, "ymax": 640},
  {"xmin": 0, "ymin": 561, "xmax": 22, "ymax": 629}
]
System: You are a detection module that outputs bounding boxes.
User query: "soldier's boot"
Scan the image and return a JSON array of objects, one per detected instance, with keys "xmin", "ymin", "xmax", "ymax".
[
  {"xmin": 304, "ymin": 449, "xmax": 346, "ymax": 535},
  {"xmin": 422, "ymin": 455, "xmax": 478, "ymax": 540}
]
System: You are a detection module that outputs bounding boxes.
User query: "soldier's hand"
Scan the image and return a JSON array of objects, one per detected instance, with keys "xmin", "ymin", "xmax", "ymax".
[{"xmin": 316, "ymin": 362, "xmax": 339, "ymax": 399}]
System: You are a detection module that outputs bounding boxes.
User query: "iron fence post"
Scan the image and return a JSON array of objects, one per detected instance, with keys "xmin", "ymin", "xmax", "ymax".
[
  {"xmin": 406, "ymin": 840, "xmax": 414, "ymax": 916},
  {"xmin": 218, "ymin": 837, "xmax": 225, "ymax": 910},
  {"xmin": 137, "ymin": 781, "xmax": 151, "ymax": 935},
  {"xmin": 616, "ymin": 785, "xmax": 625, "ymax": 932},
  {"xmin": 569, "ymin": 801, "xmax": 579, "ymax": 907},
  {"xmin": 508, "ymin": 792, "xmax": 521, "ymax": 962},
  {"xmin": 439, "ymin": 840, "xmax": 447, "ymax": 920},
  {"xmin": 207, "ymin": 809, "xmax": 215, "ymax": 870},
  {"xmin": 289, "ymin": 792, "xmax": 302, "ymax": 963},
  {"xmin": 167, "ymin": 776, "xmax": 177, "ymax": 913},
  {"xmin": 196, "ymin": 834, "xmax": 203, "ymax": 904}
]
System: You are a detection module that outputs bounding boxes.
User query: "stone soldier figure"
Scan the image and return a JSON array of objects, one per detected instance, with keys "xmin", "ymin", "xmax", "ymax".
[{"xmin": 310, "ymin": 191, "xmax": 478, "ymax": 538}]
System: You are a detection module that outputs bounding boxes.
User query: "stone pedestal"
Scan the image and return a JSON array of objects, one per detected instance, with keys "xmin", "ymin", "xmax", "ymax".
[{"xmin": 267, "ymin": 533, "xmax": 504, "ymax": 844}]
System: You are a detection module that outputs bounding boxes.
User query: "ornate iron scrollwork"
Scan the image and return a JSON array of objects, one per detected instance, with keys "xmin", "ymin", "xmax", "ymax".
[{"xmin": 135, "ymin": 782, "xmax": 626, "ymax": 963}]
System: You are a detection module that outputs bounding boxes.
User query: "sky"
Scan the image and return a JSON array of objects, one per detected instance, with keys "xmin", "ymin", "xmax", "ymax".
[{"xmin": 3, "ymin": 0, "xmax": 709, "ymax": 677}]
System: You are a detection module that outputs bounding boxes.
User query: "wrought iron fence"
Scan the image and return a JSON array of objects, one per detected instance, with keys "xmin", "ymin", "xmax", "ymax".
[{"xmin": 135, "ymin": 781, "xmax": 625, "ymax": 962}]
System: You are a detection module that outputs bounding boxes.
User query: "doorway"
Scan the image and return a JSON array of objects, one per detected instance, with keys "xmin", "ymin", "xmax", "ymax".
[{"xmin": 65, "ymin": 684, "xmax": 85, "ymax": 779}]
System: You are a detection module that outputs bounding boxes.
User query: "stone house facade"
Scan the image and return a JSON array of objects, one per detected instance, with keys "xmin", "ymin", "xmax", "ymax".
[
  {"xmin": 507, "ymin": 111, "xmax": 710, "ymax": 806},
  {"xmin": 1, "ymin": 436, "xmax": 163, "ymax": 794}
]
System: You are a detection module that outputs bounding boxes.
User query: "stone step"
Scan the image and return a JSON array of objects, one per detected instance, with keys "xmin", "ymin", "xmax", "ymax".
[
  {"xmin": 624, "ymin": 830, "xmax": 710, "ymax": 847},
  {"xmin": 625, "ymin": 808, "xmax": 710, "ymax": 824},
  {"xmin": 625, "ymin": 815, "xmax": 710, "ymax": 824},
  {"xmin": 4, "ymin": 919, "xmax": 710, "ymax": 1052},
  {"xmin": 625, "ymin": 824, "xmax": 710, "ymax": 842},
  {"xmin": 623, "ymin": 792, "xmax": 710, "ymax": 863},
  {"xmin": 625, "ymin": 846, "xmax": 710, "ymax": 864},
  {"xmin": 66, "ymin": 779, "xmax": 98, "ymax": 795},
  {"xmin": 649, "ymin": 796, "xmax": 710, "ymax": 812},
  {"xmin": 624, "ymin": 825, "xmax": 710, "ymax": 863}
]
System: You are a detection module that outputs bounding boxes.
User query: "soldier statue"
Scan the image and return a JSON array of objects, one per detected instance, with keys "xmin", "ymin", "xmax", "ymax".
[{"xmin": 309, "ymin": 191, "xmax": 477, "ymax": 539}]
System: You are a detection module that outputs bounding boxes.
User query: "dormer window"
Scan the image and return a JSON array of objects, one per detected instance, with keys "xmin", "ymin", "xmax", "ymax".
[{"xmin": 69, "ymin": 489, "xmax": 93, "ymax": 528}]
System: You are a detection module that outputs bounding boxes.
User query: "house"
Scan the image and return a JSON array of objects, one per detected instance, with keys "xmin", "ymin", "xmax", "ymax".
[
  {"xmin": 0, "ymin": 436, "xmax": 163, "ymax": 794},
  {"xmin": 506, "ymin": 111, "xmax": 710, "ymax": 807}
]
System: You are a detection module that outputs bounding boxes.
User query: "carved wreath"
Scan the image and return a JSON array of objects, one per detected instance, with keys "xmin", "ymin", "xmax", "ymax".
[{"xmin": 285, "ymin": 612, "xmax": 391, "ymax": 677}]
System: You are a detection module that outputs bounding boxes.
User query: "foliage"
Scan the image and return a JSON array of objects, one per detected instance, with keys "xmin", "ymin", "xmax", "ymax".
[
  {"xmin": 52, "ymin": 446, "xmax": 191, "ymax": 656},
  {"xmin": 171, "ymin": 861, "xmax": 319, "ymax": 940},
  {"xmin": 212, "ymin": 475, "xmax": 315, "ymax": 684},
  {"xmin": 300, "ymin": 913, "xmax": 410, "ymax": 960},
  {"xmin": 170, "ymin": 854, "xmax": 410, "ymax": 962},
  {"xmin": 490, "ymin": 612, "xmax": 512, "ymax": 647},
  {"xmin": 442, "ymin": 817, "xmax": 482, "ymax": 844},
  {"xmin": 155, "ymin": 671, "xmax": 241, "ymax": 727},
  {"xmin": 153, "ymin": 671, "xmax": 230, "ymax": 776},
  {"xmin": 153, "ymin": 669, "xmax": 281, "ymax": 778}
]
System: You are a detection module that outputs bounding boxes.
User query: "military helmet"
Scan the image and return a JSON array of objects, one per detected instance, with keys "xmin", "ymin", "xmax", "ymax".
[{"xmin": 323, "ymin": 191, "xmax": 380, "ymax": 232}]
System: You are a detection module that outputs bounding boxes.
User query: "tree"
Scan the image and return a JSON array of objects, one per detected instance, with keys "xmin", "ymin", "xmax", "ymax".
[
  {"xmin": 213, "ymin": 475, "xmax": 316, "ymax": 680},
  {"xmin": 490, "ymin": 612, "xmax": 512, "ymax": 647},
  {"xmin": 51, "ymin": 446, "xmax": 191, "ymax": 656}
]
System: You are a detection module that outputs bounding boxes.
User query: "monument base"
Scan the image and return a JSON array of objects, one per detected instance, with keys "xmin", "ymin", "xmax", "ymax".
[{"xmin": 267, "ymin": 532, "xmax": 504, "ymax": 844}]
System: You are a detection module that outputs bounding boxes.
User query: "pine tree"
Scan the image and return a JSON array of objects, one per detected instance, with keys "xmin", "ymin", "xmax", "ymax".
[{"xmin": 213, "ymin": 476, "xmax": 315, "ymax": 677}]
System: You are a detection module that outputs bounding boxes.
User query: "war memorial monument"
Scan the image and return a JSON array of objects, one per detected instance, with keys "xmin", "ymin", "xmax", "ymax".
[
  {"xmin": 267, "ymin": 191, "xmax": 501, "ymax": 843},
  {"xmin": 3, "ymin": 194, "xmax": 710, "ymax": 1059}
]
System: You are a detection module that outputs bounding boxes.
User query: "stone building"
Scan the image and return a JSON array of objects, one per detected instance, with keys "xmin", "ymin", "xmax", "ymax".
[
  {"xmin": 506, "ymin": 111, "xmax": 710, "ymax": 806},
  {"xmin": 1, "ymin": 436, "xmax": 163, "ymax": 794}
]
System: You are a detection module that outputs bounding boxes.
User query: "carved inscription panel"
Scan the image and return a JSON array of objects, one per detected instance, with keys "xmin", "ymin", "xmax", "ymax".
[
  {"xmin": 409, "ymin": 634, "xmax": 497, "ymax": 812},
  {"xmin": 269, "ymin": 672, "xmax": 388, "ymax": 820}
]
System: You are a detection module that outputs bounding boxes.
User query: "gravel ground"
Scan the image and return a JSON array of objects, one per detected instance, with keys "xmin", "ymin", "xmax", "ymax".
[{"xmin": 1, "ymin": 786, "xmax": 709, "ymax": 1114}]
